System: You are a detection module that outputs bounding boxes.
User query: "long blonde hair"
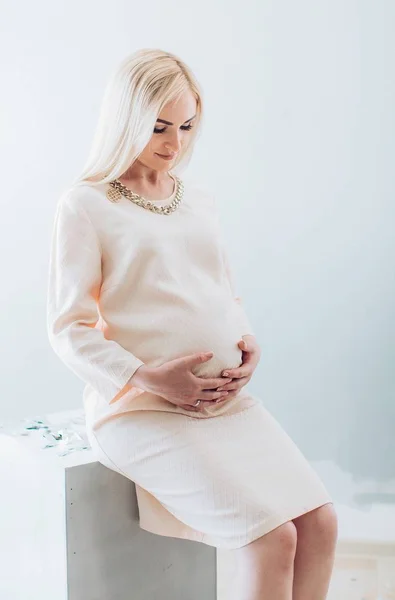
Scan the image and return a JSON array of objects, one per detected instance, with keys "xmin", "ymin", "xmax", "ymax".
[{"xmin": 72, "ymin": 48, "xmax": 204, "ymax": 187}]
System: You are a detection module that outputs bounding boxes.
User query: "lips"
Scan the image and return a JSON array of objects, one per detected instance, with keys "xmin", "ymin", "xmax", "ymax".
[{"xmin": 156, "ymin": 153, "xmax": 176, "ymax": 159}]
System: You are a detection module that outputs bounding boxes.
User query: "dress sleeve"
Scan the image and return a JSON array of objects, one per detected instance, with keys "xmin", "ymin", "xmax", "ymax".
[
  {"xmin": 46, "ymin": 193, "xmax": 145, "ymax": 405},
  {"xmin": 210, "ymin": 194, "xmax": 255, "ymax": 337}
]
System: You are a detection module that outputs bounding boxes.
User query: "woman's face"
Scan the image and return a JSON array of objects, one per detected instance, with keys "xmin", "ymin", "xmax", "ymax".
[{"xmin": 138, "ymin": 89, "xmax": 197, "ymax": 171}]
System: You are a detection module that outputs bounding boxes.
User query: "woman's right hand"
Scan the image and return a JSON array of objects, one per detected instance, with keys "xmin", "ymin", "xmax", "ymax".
[{"xmin": 129, "ymin": 352, "xmax": 232, "ymax": 412}]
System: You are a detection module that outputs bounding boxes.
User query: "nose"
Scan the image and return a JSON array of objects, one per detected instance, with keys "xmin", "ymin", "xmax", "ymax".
[{"xmin": 164, "ymin": 130, "xmax": 182, "ymax": 154}]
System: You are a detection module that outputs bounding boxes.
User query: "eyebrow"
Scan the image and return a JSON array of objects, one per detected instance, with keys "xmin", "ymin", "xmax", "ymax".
[{"xmin": 156, "ymin": 114, "xmax": 196, "ymax": 126}]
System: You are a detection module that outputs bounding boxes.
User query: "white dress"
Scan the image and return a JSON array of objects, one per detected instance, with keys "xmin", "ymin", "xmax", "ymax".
[{"xmin": 47, "ymin": 175, "xmax": 333, "ymax": 549}]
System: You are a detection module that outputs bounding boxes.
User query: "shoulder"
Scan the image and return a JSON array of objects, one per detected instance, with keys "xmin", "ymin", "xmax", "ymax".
[
  {"xmin": 54, "ymin": 182, "xmax": 110, "ymax": 226},
  {"xmin": 179, "ymin": 174, "xmax": 217, "ymax": 210},
  {"xmin": 57, "ymin": 182, "xmax": 106, "ymax": 212}
]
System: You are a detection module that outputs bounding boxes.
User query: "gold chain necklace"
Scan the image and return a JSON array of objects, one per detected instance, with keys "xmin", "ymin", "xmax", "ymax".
[{"xmin": 106, "ymin": 174, "xmax": 184, "ymax": 215}]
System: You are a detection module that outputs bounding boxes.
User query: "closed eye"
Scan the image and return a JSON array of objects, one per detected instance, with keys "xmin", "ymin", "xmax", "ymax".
[{"xmin": 154, "ymin": 124, "xmax": 194, "ymax": 134}]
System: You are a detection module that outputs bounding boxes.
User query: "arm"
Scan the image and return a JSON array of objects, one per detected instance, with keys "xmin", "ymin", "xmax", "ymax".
[{"xmin": 46, "ymin": 192, "xmax": 145, "ymax": 405}]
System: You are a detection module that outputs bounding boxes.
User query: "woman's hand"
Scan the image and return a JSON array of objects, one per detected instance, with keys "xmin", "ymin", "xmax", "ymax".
[
  {"xmin": 129, "ymin": 352, "xmax": 233, "ymax": 411},
  {"xmin": 215, "ymin": 335, "xmax": 261, "ymax": 402}
]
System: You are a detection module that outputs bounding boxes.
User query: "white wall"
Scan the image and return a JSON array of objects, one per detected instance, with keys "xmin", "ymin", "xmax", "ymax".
[{"xmin": 0, "ymin": 1, "xmax": 394, "ymax": 486}]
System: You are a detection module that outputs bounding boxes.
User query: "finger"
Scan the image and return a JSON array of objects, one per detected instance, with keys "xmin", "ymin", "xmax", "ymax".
[
  {"xmin": 205, "ymin": 394, "xmax": 228, "ymax": 404},
  {"xmin": 222, "ymin": 367, "xmax": 252, "ymax": 379},
  {"xmin": 216, "ymin": 381, "xmax": 239, "ymax": 392},
  {"xmin": 197, "ymin": 376, "xmax": 233, "ymax": 389},
  {"xmin": 215, "ymin": 388, "xmax": 239, "ymax": 403},
  {"xmin": 199, "ymin": 390, "xmax": 229, "ymax": 401},
  {"xmin": 238, "ymin": 339, "xmax": 248, "ymax": 351},
  {"xmin": 232, "ymin": 376, "xmax": 250, "ymax": 387},
  {"xmin": 194, "ymin": 390, "xmax": 230, "ymax": 405},
  {"xmin": 238, "ymin": 350, "xmax": 255, "ymax": 367},
  {"xmin": 215, "ymin": 383, "xmax": 248, "ymax": 403},
  {"xmin": 217, "ymin": 375, "xmax": 250, "ymax": 392}
]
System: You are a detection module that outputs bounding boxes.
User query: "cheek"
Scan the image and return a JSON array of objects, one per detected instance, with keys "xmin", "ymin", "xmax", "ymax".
[
  {"xmin": 141, "ymin": 138, "xmax": 158, "ymax": 155},
  {"xmin": 151, "ymin": 142, "xmax": 166, "ymax": 157},
  {"xmin": 139, "ymin": 141, "xmax": 161, "ymax": 163},
  {"xmin": 148, "ymin": 139, "xmax": 157, "ymax": 154}
]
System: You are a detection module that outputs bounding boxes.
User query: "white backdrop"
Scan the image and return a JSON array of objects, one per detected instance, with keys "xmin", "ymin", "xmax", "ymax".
[{"xmin": 0, "ymin": 0, "xmax": 394, "ymax": 484}]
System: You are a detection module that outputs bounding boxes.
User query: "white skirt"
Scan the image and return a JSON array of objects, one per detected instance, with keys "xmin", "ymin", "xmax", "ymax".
[{"xmin": 86, "ymin": 391, "xmax": 333, "ymax": 549}]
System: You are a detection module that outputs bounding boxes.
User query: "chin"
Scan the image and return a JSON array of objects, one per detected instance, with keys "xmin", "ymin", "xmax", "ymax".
[
  {"xmin": 151, "ymin": 157, "xmax": 171, "ymax": 169},
  {"xmin": 156, "ymin": 162, "xmax": 171, "ymax": 170}
]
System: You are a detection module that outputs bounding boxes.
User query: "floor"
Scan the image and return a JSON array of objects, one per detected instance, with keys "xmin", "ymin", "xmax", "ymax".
[{"xmin": 217, "ymin": 544, "xmax": 395, "ymax": 599}]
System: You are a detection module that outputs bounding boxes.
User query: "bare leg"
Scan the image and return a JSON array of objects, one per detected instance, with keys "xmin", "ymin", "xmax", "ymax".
[
  {"xmin": 231, "ymin": 522, "xmax": 297, "ymax": 600},
  {"xmin": 292, "ymin": 503, "xmax": 338, "ymax": 600}
]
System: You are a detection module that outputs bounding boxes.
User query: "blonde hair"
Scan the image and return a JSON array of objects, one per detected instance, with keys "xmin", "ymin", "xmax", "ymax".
[{"xmin": 72, "ymin": 48, "xmax": 204, "ymax": 187}]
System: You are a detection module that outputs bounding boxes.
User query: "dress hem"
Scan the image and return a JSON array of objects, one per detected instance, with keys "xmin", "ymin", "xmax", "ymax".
[{"xmin": 138, "ymin": 498, "xmax": 334, "ymax": 549}]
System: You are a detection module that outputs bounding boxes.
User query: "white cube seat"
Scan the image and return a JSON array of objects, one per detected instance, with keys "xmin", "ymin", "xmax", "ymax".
[{"xmin": 0, "ymin": 408, "xmax": 216, "ymax": 600}]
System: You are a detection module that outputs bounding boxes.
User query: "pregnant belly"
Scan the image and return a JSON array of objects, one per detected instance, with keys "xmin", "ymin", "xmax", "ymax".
[
  {"xmin": 176, "ymin": 306, "xmax": 245, "ymax": 379},
  {"xmin": 114, "ymin": 300, "xmax": 246, "ymax": 380}
]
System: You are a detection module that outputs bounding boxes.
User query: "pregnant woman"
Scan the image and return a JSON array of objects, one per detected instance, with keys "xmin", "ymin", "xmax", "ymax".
[{"xmin": 47, "ymin": 48, "xmax": 338, "ymax": 599}]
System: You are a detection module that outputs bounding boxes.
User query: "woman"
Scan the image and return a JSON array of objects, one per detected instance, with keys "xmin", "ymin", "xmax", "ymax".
[{"xmin": 47, "ymin": 48, "xmax": 338, "ymax": 599}]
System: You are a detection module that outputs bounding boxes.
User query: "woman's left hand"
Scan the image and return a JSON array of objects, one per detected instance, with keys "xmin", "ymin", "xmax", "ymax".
[{"xmin": 215, "ymin": 335, "xmax": 261, "ymax": 401}]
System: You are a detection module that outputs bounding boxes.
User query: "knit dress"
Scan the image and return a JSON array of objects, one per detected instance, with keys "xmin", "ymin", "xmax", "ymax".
[{"xmin": 47, "ymin": 175, "xmax": 333, "ymax": 549}]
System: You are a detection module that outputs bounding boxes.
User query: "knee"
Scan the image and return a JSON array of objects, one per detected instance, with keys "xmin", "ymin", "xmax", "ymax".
[
  {"xmin": 271, "ymin": 521, "xmax": 298, "ymax": 556},
  {"xmin": 244, "ymin": 521, "xmax": 297, "ymax": 567},
  {"xmin": 313, "ymin": 503, "xmax": 338, "ymax": 541},
  {"xmin": 316, "ymin": 503, "xmax": 339, "ymax": 547},
  {"xmin": 295, "ymin": 502, "xmax": 339, "ymax": 549}
]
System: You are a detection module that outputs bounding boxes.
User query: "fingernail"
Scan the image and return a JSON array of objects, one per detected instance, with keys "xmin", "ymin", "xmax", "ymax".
[{"xmin": 223, "ymin": 372, "xmax": 229, "ymax": 377}]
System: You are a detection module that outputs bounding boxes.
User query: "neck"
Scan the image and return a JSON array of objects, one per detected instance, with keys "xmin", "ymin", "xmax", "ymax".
[{"xmin": 121, "ymin": 161, "xmax": 170, "ymax": 186}]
